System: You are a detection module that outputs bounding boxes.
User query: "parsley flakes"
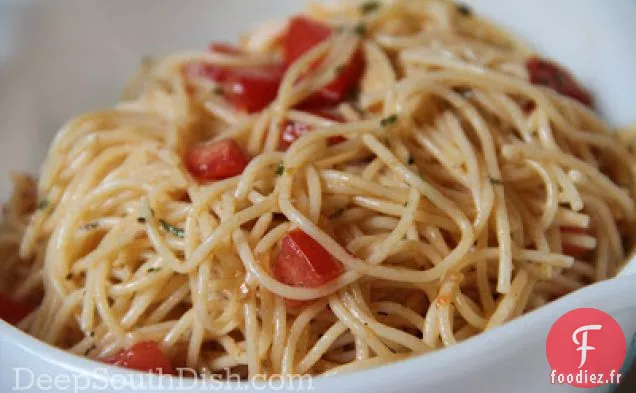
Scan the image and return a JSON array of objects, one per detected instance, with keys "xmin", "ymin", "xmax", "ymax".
[
  {"xmin": 380, "ymin": 114, "xmax": 398, "ymax": 127},
  {"xmin": 160, "ymin": 219, "xmax": 185, "ymax": 238},
  {"xmin": 360, "ymin": 1, "xmax": 381, "ymax": 15},
  {"xmin": 456, "ymin": 3, "xmax": 473, "ymax": 17},
  {"xmin": 81, "ymin": 222, "xmax": 99, "ymax": 231},
  {"xmin": 353, "ymin": 23, "xmax": 367, "ymax": 36},
  {"xmin": 275, "ymin": 162, "xmax": 285, "ymax": 176},
  {"xmin": 330, "ymin": 208, "xmax": 345, "ymax": 219},
  {"xmin": 212, "ymin": 86, "xmax": 224, "ymax": 96},
  {"xmin": 489, "ymin": 177, "xmax": 504, "ymax": 185},
  {"xmin": 84, "ymin": 344, "xmax": 96, "ymax": 356}
]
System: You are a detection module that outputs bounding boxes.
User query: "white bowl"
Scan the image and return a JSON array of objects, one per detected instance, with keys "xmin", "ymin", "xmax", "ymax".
[{"xmin": 1, "ymin": 1, "xmax": 635, "ymax": 392}]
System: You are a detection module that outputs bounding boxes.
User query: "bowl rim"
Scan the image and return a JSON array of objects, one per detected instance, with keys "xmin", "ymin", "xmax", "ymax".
[{"xmin": 2, "ymin": 273, "xmax": 635, "ymax": 390}]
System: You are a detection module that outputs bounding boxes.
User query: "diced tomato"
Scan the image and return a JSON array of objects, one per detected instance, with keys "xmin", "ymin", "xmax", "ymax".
[
  {"xmin": 185, "ymin": 42, "xmax": 284, "ymax": 112},
  {"xmin": 561, "ymin": 227, "xmax": 592, "ymax": 257},
  {"xmin": 187, "ymin": 64, "xmax": 284, "ymax": 112},
  {"xmin": 103, "ymin": 341, "xmax": 175, "ymax": 375},
  {"xmin": 191, "ymin": 15, "xmax": 366, "ymax": 113},
  {"xmin": 186, "ymin": 139, "xmax": 249, "ymax": 182},
  {"xmin": 299, "ymin": 48, "xmax": 365, "ymax": 109},
  {"xmin": 0, "ymin": 294, "xmax": 32, "ymax": 326},
  {"xmin": 280, "ymin": 111, "xmax": 346, "ymax": 148},
  {"xmin": 273, "ymin": 229, "xmax": 343, "ymax": 307},
  {"xmin": 283, "ymin": 16, "xmax": 333, "ymax": 65},
  {"xmin": 282, "ymin": 16, "xmax": 365, "ymax": 109},
  {"xmin": 224, "ymin": 64, "xmax": 285, "ymax": 113},
  {"xmin": 526, "ymin": 57, "xmax": 593, "ymax": 107}
]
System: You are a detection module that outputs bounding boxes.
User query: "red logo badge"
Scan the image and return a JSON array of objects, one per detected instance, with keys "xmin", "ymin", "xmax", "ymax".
[{"xmin": 546, "ymin": 308, "xmax": 626, "ymax": 388}]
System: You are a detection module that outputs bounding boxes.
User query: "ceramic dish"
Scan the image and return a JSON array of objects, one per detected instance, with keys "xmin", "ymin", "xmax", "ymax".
[{"xmin": 1, "ymin": 1, "xmax": 635, "ymax": 392}]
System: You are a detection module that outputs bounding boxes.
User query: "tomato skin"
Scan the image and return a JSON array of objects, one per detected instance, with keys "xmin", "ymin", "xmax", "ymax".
[
  {"xmin": 187, "ymin": 64, "xmax": 284, "ymax": 113},
  {"xmin": 0, "ymin": 294, "xmax": 32, "ymax": 325},
  {"xmin": 103, "ymin": 341, "xmax": 175, "ymax": 375},
  {"xmin": 283, "ymin": 16, "xmax": 333, "ymax": 66},
  {"xmin": 186, "ymin": 42, "xmax": 284, "ymax": 112},
  {"xmin": 299, "ymin": 48, "xmax": 365, "ymax": 110},
  {"xmin": 280, "ymin": 111, "xmax": 345, "ymax": 148},
  {"xmin": 224, "ymin": 64, "xmax": 285, "ymax": 113},
  {"xmin": 561, "ymin": 227, "xmax": 591, "ymax": 257},
  {"xmin": 283, "ymin": 16, "xmax": 365, "ymax": 109},
  {"xmin": 186, "ymin": 64, "xmax": 284, "ymax": 113},
  {"xmin": 526, "ymin": 57, "xmax": 593, "ymax": 107},
  {"xmin": 273, "ymin": 229, "xmax": 343, "ymax": 307},
  {"xmin": 190, "ymin": 15, "xmax": 366, "ymax": 113},
  {"xmin": 186, "ymin": 139, "xmax": 249, "ymax": 182}
]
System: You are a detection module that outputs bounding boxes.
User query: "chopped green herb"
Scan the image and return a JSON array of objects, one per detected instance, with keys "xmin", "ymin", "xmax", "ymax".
[
  {"xmin": 489, "ymin": 177, "xmax": 504, "ymax": 185},
  {"xmin": 456, "ymin": 3, "xmax": 473, "ymax": 17},
  {"xmin": 82, "ymin": 222, "xmax": 99, "ymax": 231},
  {"xmin": 408, "ymin": 156, "xmax": 415, "ymax": 165},
  {"xmin": 160, "ymin": 219, "xmax": 185, "ymax": 238},
  {"xmin": 353, "ymin": 23, "xmax": 367, "ymax": 36},
  {"xmin": 360, "ymin": 1, "xmax": 381, "ymax": 14},
  {"xmin": 330, "ymin": 208, "xmax": 345, "ymax": 218},
  {"xmin": 84, "ymin": 344, "xmax": 96, "ymax": 356},
  {"xmin": 275, "ymin": 162, "xmax": 285, "ymax": 176},
  {"xmin": 147, "ymin": 267, "xmax": 161, "ymax": 273},
  {"xmin": 454, "ymin": 87, "xmax": 473, "ymax": 97},
  {"xmin": 150, "ymin": 209, "xmax": 156, "ymax": 217},
  {"xmin": 89, "ymin": 331, "xmax": 95, "ymax": 338},
  {"xmin": 380, "ymin": 114, "xmax": 398, "ymax": 127},
  {"xmin": 335, "ymin": 64, "xmax": 346, "ymax": 74},
  {"xmin": 37, "ymin": 199, "xmax": 50, "ymax": 210},
  {"xmin": 65, "ymin": 273, "xmax": 73, "ymax": 280},
  {"xmin": 212, "ymin": 86, "xmax": 224, "ymax": 96},
  {"xmin": 137, "ymin": 217, "xmax": 147, "ymax": 224}
]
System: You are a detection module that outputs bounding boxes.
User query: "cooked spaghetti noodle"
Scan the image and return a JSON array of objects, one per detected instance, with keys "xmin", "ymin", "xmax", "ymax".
[{"xmin": 1, "ymin": 0, "xmax": 634, "ymax": 378}]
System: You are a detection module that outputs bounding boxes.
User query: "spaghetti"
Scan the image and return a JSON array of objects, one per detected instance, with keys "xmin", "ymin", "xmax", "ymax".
[{"xmin": 0, "ymin": 0, "xmax": 634, "ymax": 378}]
